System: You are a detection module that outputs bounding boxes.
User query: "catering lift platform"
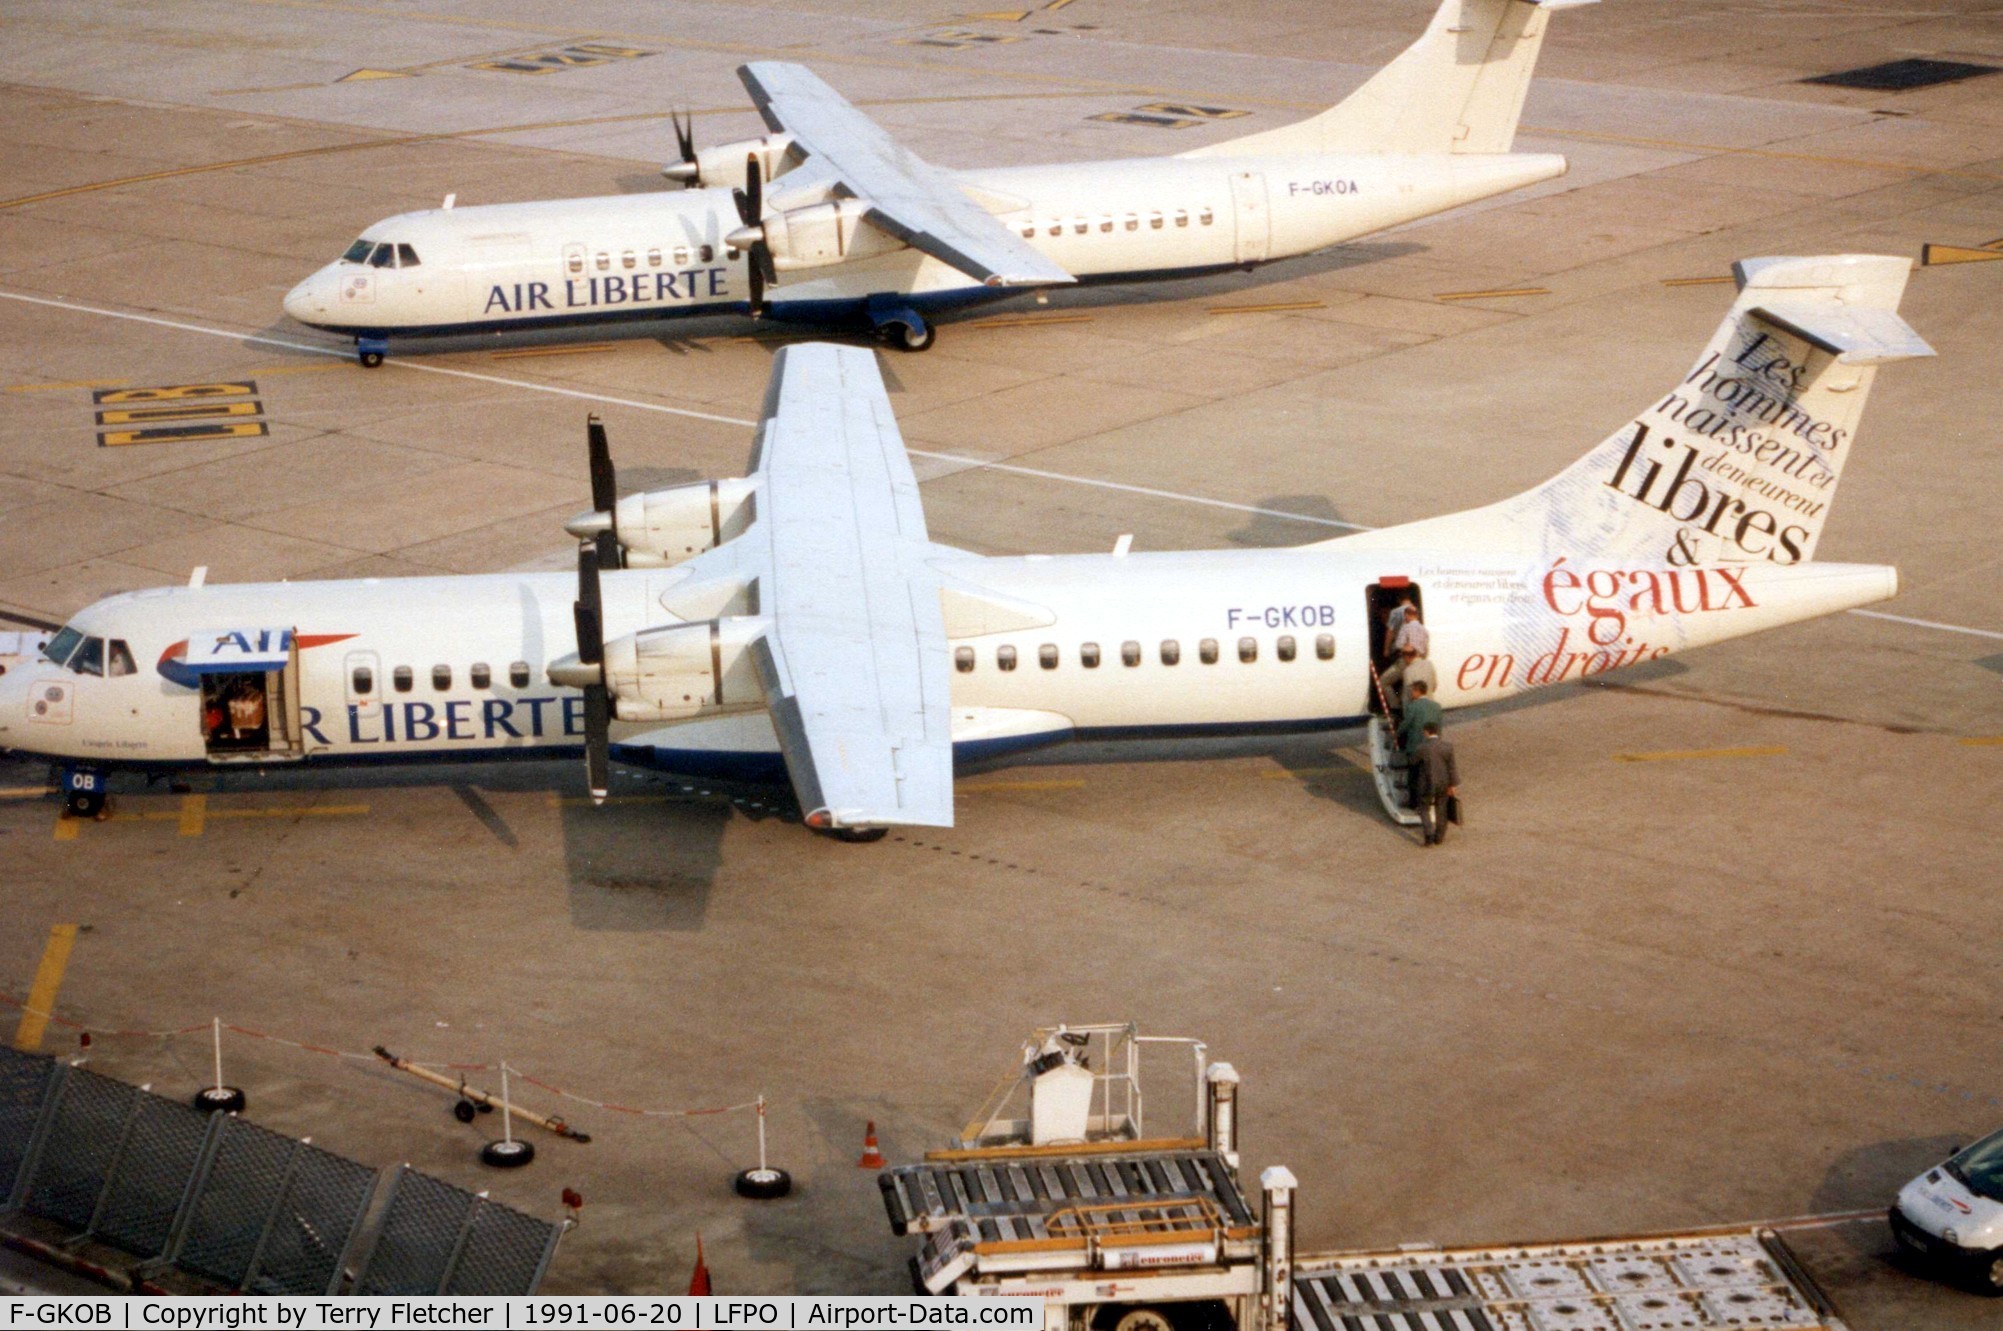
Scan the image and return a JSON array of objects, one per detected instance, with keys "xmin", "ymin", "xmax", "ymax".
[{"xmin": 876, "ymin": 1023, "xmax": 1848, "ymax": 1331}]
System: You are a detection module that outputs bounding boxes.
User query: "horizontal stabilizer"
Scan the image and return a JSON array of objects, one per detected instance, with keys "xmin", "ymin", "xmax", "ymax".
[{"xmin": 1749, "ymin": 302, "xmax": 1933, "ymax": 366}]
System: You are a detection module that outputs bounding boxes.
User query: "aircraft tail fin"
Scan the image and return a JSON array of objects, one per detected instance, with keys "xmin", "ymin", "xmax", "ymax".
[
  {"xmin": 1183, "ymin": 0, "xmax": 1593, "ymax": 160},
  {"xmin": 1334, "ymin": 255, "xmax": 1932, "ymax": 567}
]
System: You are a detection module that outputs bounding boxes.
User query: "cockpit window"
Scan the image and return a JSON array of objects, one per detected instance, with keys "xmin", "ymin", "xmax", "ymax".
[
  {"xmin": 397, "ymin": 243, "xmax": 420, "ymax": 268},
  {"xmin": 368, "ymin": 243, "xmax": 396, "ymax": 268},
  {"xmin": 342, "ymin": 238, "xmax": 374, "ymax": 263},
  {"xmin": 70, "ymin": 636, "xmax": 104, "ymax": 677},
  {"xmin": 42, "ymin": 626, "xmax": 81, "ymax": 667},
  {"xmin": 107, "ymin": 640, "xmax": 137, "ymax": 677}
]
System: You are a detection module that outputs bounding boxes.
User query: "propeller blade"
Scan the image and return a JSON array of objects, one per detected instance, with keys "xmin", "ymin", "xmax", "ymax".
[
  {"xmin": 586, "ymin": 414, "xmax": 616, "ymax": 513},
  {"xmin": 673, "ymin": 108, "xmax": 695, "ymax": 166},
  {"xmin": 582, "ymin": 684, "xmax": 611, "ymax": 804},
  {"xmin": 744, "ymin": 154, "xmax": 762, "ymax": 220},
  {"xmin": 574, "ymin": 543, "xmax": 604, "ymax": 668},
  {"xmin": 747, "ymin": 255, "xmax": 766, "ymax": 319}
]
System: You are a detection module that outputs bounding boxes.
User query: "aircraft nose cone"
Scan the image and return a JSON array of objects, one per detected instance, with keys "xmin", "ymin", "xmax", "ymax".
[{"xmin": 283, "ymin": 269, "xmax": 332, "ymax": 324}]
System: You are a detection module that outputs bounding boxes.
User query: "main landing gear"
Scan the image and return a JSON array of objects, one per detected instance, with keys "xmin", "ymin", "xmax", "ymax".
[
  {"xmin": 866, "ymin": 297, "xmax": 934, "ymax": 353},
  {"xmin": 355, "ymin": 335, "xmax": 389, "ymax": 368}
]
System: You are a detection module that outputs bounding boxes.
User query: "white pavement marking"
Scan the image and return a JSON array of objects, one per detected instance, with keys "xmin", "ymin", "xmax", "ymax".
[
  {"xmin": 1848, "ymin": 609, "xmax": 2003, "ymax": 643},
  {"xmin": 7, "ymin": 289, "xmax": 2002, "ymax": 642}
]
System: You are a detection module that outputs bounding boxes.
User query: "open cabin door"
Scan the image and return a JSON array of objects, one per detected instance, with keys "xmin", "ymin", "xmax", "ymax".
[
  {"xmin": 185, "ymin": 628, "xmax": 304, "ymax": 763},
  {"xmin": 1228, "ymin": 170, "xmax": 1270, "ymax": 264},
  {"xmin": 1364, "ymin": 576, "xmax": 1425, "ymax": 712}
]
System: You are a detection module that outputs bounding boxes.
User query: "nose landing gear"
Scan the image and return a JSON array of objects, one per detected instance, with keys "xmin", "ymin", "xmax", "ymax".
[
  {"xmin": 355, "ymin": 336, "xmax": 389, "ymax": 369},
  {"xmin": 59, "ymin": 767, "xmax": 109, "ymax": 820}
]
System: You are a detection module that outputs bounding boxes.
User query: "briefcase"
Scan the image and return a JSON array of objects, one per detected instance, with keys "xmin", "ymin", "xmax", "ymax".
[{"xmin": 1447, "ymin": 794, "xmax": 1463, "ymax": 827}]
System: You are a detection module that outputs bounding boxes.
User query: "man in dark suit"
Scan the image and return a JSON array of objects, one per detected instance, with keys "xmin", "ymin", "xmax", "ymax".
[{"xmin": 1408, "ymin": 721, "xmax": 1458, "ymax": 846}]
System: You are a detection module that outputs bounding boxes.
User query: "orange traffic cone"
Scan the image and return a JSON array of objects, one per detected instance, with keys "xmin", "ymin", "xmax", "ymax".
[
  {"xmin": 688, "ymin": 1233, "xmax": 711, "ymax": 1296},
  {"xmin": 857, "ymin": 1121, "xmax": 886, "ymax": 1169}
]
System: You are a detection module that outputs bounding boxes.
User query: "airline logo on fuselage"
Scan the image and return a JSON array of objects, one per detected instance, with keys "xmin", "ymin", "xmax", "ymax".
[{"xmin": 484, "ymin": 268, "xmax": 732, "ymax": 315}]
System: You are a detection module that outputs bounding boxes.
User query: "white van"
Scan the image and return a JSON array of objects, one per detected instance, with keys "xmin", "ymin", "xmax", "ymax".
[{"xmin": 1890, "ymin": 1127, "xmax": 2003, "ymax": 1295}]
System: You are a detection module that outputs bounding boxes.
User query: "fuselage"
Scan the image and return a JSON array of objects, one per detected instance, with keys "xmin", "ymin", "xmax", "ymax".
[
  {"xmin": 281, "ymin": 153, "xmax": 1565, "ymax": 337},
  {"xmin": 0, "ymin": 545, "xmax": 1896, "ymax": 785}
]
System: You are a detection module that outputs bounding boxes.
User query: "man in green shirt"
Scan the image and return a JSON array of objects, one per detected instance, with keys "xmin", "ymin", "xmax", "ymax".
[{"xmin": 1397, "ymin": 678, "xmax": 1443, "ymax": 757}]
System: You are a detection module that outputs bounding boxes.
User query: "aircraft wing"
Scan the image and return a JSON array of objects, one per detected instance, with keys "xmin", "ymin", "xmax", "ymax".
[
  {"xmin": 739, "ymin": 61, "xmax": 1075, "ymax": 289},
  {"xmin": 748, "ymin": 343, "xmax": 955, "ymax": 829}
]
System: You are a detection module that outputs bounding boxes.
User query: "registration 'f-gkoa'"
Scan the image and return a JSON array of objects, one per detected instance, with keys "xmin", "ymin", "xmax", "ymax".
[{"xmin": 7, "ymin": 256, "xmax": 1923, "ymax": 834}]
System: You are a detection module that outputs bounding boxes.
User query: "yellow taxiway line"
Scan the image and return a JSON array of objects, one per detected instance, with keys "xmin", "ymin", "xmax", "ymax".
[
  {"xmin": 1435, "ymin": 287, "xmax": 1551, "ymax": 302},
  {"xmin": 491, "ymin": 342, "xmax": 622, "ymax": 360},
  {"xmin": 1207, "ymin": 300, "xmax": 1326, "ymax": 315},
  {"xmin": 12, "ymin": 925, "xmax": 78, "ymax": 1053}
]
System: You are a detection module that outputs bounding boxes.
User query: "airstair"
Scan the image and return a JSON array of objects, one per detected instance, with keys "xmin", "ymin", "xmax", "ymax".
[{"xmin": 1368, "ymin": 716, "xmax": 1421, "ymax": 827}]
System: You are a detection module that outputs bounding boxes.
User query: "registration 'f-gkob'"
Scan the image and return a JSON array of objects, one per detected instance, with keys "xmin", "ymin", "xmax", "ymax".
[
  {"xmin": 283, "ymin": 0, "xmax": 1593, "ymax": 364},
  {"xmin": 6, "ymin": 256, "xmax": 1926, "ymax": 836}
]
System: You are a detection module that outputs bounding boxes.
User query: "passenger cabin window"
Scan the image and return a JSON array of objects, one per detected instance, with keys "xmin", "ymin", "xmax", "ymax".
[
  {"xmin": 621, "ymin": 250, "xmax": 636, "ymax": 269},
  {"xmin": 647, "ymin": 248, "xmax": 662, "ymax": 267},
  {"xmin": 107, "ymin": 640, "xmax": 136, "ymax": 677},
  {"xmin": 368, "ymin": 243, "xmax": 395, "ymax": 268},
  {"xmin": 397, "ymin": 243, "xmax": 420, "ymax": 268},
  {"xmin": 432, "ymin": 664, "xmax": 451, "ymax": 691},
  {"xmin": 1149, "ymin": 211, "xmax": 1164, "ymax": 230},
  {"xmin": 1159, "ymin": 640, "xmax": 1180, "ymax": 666},
  {"xmin": 673, "ymin": 246, "xmax": 689, "ymax": 265},
  {"xmin": 567, "ymin": 252, "xmax": 584, "ymax": 275},
  {"xmin": 1199, "ymin": 207, "xmax": 1215, "ymax": 226},
  {"xmin": 1121, "ymin": 641, "xmax": 1141, "ymax": 668},
  {"xmin": 352, "ymin": 665, "xmax": 374, "ymax": 695},
  {"xmin": 1072, "ymin": 218, "xmax": 1088, "ymax": 235},
  {"xmin": 71, "ymin": 636, "xmax": 104, "ymax": 676},
  {"xmin": 954, "ymin": 646, "xmax": 975, "ymax": 673},
  {"xmin": 1124, "ymin": 214, "xmax": 1138, "ymax": 231},
  {"xmin": 700, "ymin": 244, "xmax": 714, "ymax": 262},
  {"xmin": 1039, "ymin": 644, "xmax": 1059, "ymax": 670},
  {"xmin": 1020, "ymin": 222, "xmax": 1035, "ymax": 239},
  {"xmin": 1277, "ymin": 635, "xmax": 1297, "ymax": 662},
  {"xmin": 1175, "ymin": 209, "xmax": 1189, "ymax": 227},
  {"xmin": 470, "ymin": 663, "xmax": 491, "ymax": 690},
  {"xmin": 1080, "ymin": 642, "xmax": 1101, "ymax": 668},
  {"xmin": 1316, "ymin": 634, "xmax": 1335, "ymax": 661},
  {"xmin": 393, "ymin": 666, "xmax": 413, "ymax": 693},
  {"xmin": 1099, "ymin": 217, "xmax": 1113, "ymax": 233},
  {"xmin": 42, "ymin": 626, "xmax": 81, "ymax": 667},
  {"xmin": 595, "ymin": 253, "xmax": 609, "ymax": 271},
  {"xmin": 1047, "ymin": 221, "xmax": 1062, "ymax": 237},
  {"xmin": 997, "ymin": 645, "xmax": 1018, "ymax": 672},
  {"xmin": 341, "ymin": 238, "xmax": 374, "ymax": 263},
  {"xmin": 1238, "ymin": 636, "xmax": 1258, "ymax": 663},
  {"xmin": 509, "ymin": 661, "xmax": 531, "ymax": 689},
  {"xmin": 1199, "ymin": 638, "xmax": 1219, "ymax": 664}
]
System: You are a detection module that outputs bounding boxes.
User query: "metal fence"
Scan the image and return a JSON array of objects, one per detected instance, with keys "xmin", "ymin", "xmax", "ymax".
[{"xmin": 0, "ymin": 1047, "xmax": 563, "ymax": 1294}]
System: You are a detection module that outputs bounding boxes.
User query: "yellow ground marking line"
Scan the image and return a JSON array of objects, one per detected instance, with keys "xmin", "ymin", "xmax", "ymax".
[
  {"xmin": 237, "ymin": 362, "xmax": 346, "ymax": 378},
  {"xmin": 1207, "ymin": 300, "xmax": 1326, "ymax": 315},
  {"xmin": 12, "ymin": 925, "xmax": 78, "ymax": 1053},
  {"xmin": 178, "ymin": 794, "xmax": 207, "ymax": 837},
  {"xmin": 1661, "ymin": 276, "xmax": 1734, "ymax": 287},
  {"xmin": 1260, "ymin": 766, "xmax": 1347, "ymax": 778},
  {"xmin": 52, "ymin": 817, "xmax": 80, "ymax": 842},
  {"xmin": 213, "ymin": 41, "xmax": 569, "ymax": 93},
  {"xmin": 1960, "ymin": 736, "xmax": 2003, "ymax": 746},
  {"xmin": 0, "ymin": 787, "xmax": 52, "ymax": 799},
  {"xmin": 491, "ymin": 342, "xmax": 622, "ymax": 359},
  {"xmin": 962, "ymin": 778, "xmax": 1086, "ymax": 792},
  {"xmin": 1435, "ymin": 287, "xmax": 1551, "ymax": 302},
  {"xmin": 968, "ymin": 313, "xmax": 1094, "ymax": 329},
  {"xmin": 1613, "ymin": 745, "xmax": 1786, "ymax": 763},
  {"xmin": 5, "ymin": 378, "xmax": 128, "ymax": 393},
  {"xmin": 55, "ymin": 803, "xmax": 367, "ymax": 837},
  {"xmin": 1921, "ymin": 243, "xmax": 2003, "ymax": 267}
]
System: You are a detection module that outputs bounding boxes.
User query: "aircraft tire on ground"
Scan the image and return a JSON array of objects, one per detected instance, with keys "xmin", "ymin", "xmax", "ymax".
[
  {"xmin": 733, "ymin": 1167, "xmax": 792, "ymax": 1200},
  {"xmin": 63, "ymin": 789, "xmax": 105, "ymax": 820},
  {"xmin": 1976, "ymin": 1250, "xmax": 2003, "ymax": 1296},
  {"xmin": 893, "ymin": 321, "xmax": 935, "ymax": 352},
  {"xmin": 453, "ymin": 1098, "xmax": 477, "ymax": 1123},
  {"xmin": 832, "ymin": 826, "xmax": 888, "ymax": 843},
  {"xmin": 192, "ymin": 1086, "xmax": 247, "ymax": 1114},
  {"xmin": 359, "ymin": 350, "xmax": 385, "ymax": 368},
  {"xmin": 480, "ymin": 1138, "xmax": 536, "ymax": 1168}
]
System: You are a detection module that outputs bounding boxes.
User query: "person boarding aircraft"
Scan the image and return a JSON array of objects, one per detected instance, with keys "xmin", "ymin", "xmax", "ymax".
[
  {"xmin": 9, "ymin": 256, "xmax": 1924, "ymax": 838},
  {"xmin": 283, "ymin": 0, "xmax": 1594, "ymax": 364}
]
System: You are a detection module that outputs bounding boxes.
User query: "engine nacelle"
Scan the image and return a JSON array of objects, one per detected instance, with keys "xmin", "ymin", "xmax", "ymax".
[
  {"xmin": 603, "ymin": 616, "xmax": 767, "ymax": 723},
  {"xmin": 588, "ymin": 478, "xmax": 757, "ymax": 567},
  {"xmin": 763, "ymin": 199, "xmax": 905, "ymax": 272},
  {"xmin": 671, "ymin": 134, "xmax": 798, "ymax": 191}
]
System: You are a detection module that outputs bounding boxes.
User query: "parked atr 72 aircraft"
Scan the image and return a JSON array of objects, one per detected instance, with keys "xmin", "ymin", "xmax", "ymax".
[
  {"xmin": 282, "ymin": 0, "xmax": 1594, "ymax": 363},
  {"xmin": 3, "ymin": 256, "xmax": 1928, "ymax": 836}
]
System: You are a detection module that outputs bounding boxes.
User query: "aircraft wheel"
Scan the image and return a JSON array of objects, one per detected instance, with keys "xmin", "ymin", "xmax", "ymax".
[
  {"xmin": 359, "ymin": 350, "xmax": 385, "ymax": 369},
  {"xmin": 892, "ymin": 321, "xmax": 935, "ymax": 353},
  {"xmin": 832, "ymin": 826, "xmax": 888, "ymax": 843},
  {"xmin": 63, "ymin": 788, "xmax": 105, "ymax": 820},
  {"xmin": 453, "ymin": 1099, "xmax": 478, "ymax": 1123},
  {"xmin": 734, "ymin": 1167, "xmax": 792, "ymax": 1200},
  {"xmin": 193, "ymin": 1086, "xmax": 247, "ymax": 1114},
  {"xmin": 1976, "ymin": 1249, "xmax": 2003, "ymax": 1296},
  {"xmin": 480, "ymin": 1138, "xmax": 536, "ymax": 1168}
]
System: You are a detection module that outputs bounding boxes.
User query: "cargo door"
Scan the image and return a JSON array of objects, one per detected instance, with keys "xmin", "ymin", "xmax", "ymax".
[
  {"xmin": 1228, "ymin": 171, "xmax": 1270, "ymax": 263},
  {"xmin": 184, "ymin": 627, "xmax": 304, "ymax": 763}
]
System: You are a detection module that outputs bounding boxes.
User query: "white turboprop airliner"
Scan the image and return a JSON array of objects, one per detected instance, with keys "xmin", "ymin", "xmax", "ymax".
[
  {"xmin": 282, "ymin": 0, "xmax": 1593, "ymax": 363},
  {"xmin": 3, "ymin": 256, "xmax": 1928, "ymax": 837}
]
